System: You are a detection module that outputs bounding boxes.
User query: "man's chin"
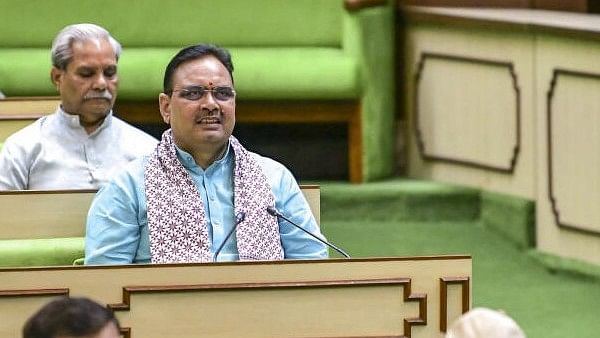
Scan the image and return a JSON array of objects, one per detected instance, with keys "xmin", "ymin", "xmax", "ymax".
[
  {"xmin": 77, "ymin": 108, "xmax": 111, "ymax": 128},
  {"xmin": 193, "ymin": 130, "xmax": 231, "ymax": 146},
  {"xmin": 83, "ymin": 102, "xmax": 112, "ymax": 116}
]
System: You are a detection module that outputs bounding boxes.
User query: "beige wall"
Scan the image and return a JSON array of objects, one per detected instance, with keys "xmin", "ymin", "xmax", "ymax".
[{"xmin": 403, "ymin": 7, "xmax": 600, "ymax": 265}]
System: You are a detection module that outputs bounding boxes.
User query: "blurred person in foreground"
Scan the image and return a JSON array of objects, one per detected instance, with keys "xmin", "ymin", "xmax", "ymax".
[
  {"xmin": 23, "ymin": 297, "xmax": 120, "ymax": 338},
  {"xmin": 446, "ymin": 307, "xmax": 526, "ymax": 338},
  {"xmin": 85, "ymin": 44, "xmax": 328, "ymax": 264}
]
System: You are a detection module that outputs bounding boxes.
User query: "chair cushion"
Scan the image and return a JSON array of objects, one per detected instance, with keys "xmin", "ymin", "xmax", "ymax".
[
  {"xmin": 0, "ymin": 237, "xmax": 84, "ymax": 267},
  {"xmin": 0, "ymin": 47, "xmax": 359, "ymax": 100}
]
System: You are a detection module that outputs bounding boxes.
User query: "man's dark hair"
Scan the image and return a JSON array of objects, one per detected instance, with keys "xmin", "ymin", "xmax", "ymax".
[
  {"xmin": 23, "ymin": 297, "xmax": 120, "ymax": 338},
  {"xmin": 163, "ymin": 43, "xmax": 234, "ymax": 94}
]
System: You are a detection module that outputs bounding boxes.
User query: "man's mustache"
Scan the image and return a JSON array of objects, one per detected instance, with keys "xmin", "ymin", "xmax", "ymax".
[{"xmin": 84, "ymin": 91, "xmax": 112, "ymax": 101}]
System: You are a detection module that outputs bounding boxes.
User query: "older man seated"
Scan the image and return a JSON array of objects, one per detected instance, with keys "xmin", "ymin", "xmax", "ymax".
[{"xmin": 0, "ymin": 23, "xmax": 157, "ymax": 190}]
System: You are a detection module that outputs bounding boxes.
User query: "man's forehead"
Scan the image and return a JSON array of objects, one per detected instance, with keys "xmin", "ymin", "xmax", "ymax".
[
  {"xmin": 69, "ymin": 39, "xmax": 117, "ymax": 62},
  {"xmin": 173, "ymin": 56, "xmax": 232, "ymax": 84},
  {"xmin": 71, "ymin": 37, "xmax": 106, "ymax": 49}
]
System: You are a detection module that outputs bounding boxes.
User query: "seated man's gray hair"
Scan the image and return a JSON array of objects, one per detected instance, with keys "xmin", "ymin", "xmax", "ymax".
[{"xmin": 51, "ymin": 23, "xmax": 122, "ymax": 70}]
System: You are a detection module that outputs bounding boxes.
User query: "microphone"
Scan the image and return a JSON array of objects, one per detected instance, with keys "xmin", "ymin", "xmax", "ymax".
[
  {"xmin": 212, "ymin": 212, "xmax": 246, "ymax": 262},
  {"xmin": 266, "ymin": 206, "xmax": 350, "ymax": 258}
]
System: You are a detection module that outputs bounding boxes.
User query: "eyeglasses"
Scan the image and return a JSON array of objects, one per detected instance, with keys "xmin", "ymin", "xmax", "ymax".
[{"xmin": 169, "ymin": 85, "xmax": 236, "ymax": 101}]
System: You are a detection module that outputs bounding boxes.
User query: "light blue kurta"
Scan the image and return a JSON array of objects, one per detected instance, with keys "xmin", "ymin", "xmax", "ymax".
[{"xmin": 85, "ymin": 142, "xmax": 328, "ymax": 264}]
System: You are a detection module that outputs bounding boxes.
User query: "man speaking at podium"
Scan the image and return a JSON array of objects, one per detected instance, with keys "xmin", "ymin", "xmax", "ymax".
[{"xmin": 85, "ymin": 44, "xmax": 328, "ymax": 264}]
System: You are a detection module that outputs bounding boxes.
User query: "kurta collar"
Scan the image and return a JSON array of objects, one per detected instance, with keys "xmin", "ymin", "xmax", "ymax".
[
  {"xmin": 175, "ymin": 139, "xmax": 233, "ymax": 172},
  {"xmin": 56, "ymin": 106, "xmax": 113, "ymax": 136}
]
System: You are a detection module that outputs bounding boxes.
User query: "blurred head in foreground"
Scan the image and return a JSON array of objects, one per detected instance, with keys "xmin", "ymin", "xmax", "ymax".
[
  {"xmin": 23, "ymin": 296, "xmax": 120, "ymax": 338},
  {"xmin": 445, "ymin": 307, "xmax": 526, "ymax": 338}
]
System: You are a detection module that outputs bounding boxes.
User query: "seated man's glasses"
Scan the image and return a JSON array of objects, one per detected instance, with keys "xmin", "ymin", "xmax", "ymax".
[{"xmin": 169, "ymin": 85, "xmax": 236, "ymax": 101}]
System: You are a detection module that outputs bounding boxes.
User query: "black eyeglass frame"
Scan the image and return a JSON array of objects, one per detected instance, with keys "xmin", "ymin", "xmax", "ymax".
[{"xmin": 166, "ymin": 85, "xmax": 236, "ymax": 101}]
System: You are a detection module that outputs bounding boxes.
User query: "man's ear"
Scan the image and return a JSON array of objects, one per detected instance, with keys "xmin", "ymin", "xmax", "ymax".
[
  {"xmin": 159, "ymin": 93, "xmax": 171, "ymax": 124},
  {"xmin": 50, "ymin": 67, "xmax": 62, "ymax": 90}
]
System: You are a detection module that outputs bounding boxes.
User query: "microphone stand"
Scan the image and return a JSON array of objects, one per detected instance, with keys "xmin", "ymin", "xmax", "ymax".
[
  {"xmin": 266, "ymin": 206, "xmax": 350, "ymax": 258},
  {"xmin": 212, "ymin": 212, "xmax": 246, "ymax": 262}
]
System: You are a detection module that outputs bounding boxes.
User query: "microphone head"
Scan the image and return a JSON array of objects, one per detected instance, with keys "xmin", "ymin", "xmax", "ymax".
[
  {"xmin": 235, "ymin": 212, "xmax": 246, "ymax": 224},
  {"xmin": 266, "ymin": 206, "xmax": 279, "ymax": 216}
]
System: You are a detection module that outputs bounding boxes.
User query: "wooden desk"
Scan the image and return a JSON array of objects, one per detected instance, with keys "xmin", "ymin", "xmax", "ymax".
[{"xmin": 0, "ymin": 256, "xmax": 472, "ymax": 338}]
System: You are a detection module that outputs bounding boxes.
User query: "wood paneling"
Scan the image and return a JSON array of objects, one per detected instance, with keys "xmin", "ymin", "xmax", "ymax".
[
  {"xmin": 414, "ymin": 52, "xmax": 520, "ymax": 173},
  {"xmin": 0, "ymin": 96, "xmax": 59, "ymax": 117},
  {"xmin": 439, "ymin": 277, "xmax": 470, "ymax": 332},
  {"xmin": 0, "ymin": 96, "xmax": 58, "ymax": 140},
  {"xmin": 401, "ymin": 0, "xmax": 532, "ymax": 7},
  {"xmin": 399, "ymin": 0, "xmax": 590, "ymax": 12},
  {"xmin": 402, "ymin": 5, "xmax": 600, "ymax": 265},
  {"xmin": 546, "ymin": 69, "xmax": 600, "ymax": 236},
  {"xmin": 0, "ymin": 190, "xmax": 96, "ymax": 239},
  {"xmin": 115, "ymin": 100, "xmax": 363, "ymax": 183}
]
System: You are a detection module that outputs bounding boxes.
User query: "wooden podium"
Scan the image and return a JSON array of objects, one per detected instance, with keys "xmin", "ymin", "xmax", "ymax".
[{"xmin": 0, "ymin": 256, "xmax": 471, "ymax": 338}]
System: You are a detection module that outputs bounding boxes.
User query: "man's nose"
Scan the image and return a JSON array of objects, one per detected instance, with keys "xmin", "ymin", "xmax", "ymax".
[
  {"xmin": 92, "ymin": 73, "xmax": 108, "ymax": 90},
  {"xmin": 201, "ymin": 90, "xmax": 219, "ymax": 112}
]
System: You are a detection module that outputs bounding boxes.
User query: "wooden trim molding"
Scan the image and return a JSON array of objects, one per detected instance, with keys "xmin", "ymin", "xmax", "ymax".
[
  {"xmin": 0, "ymin": 116, "xmax": 45, "ymax": 121},
  {"xmin": 345, "ymin": 0, "xmax": 388, "ymax": 12},
  {"xmin": 402, "ymin": 279, "xmax": 427, "ymax": 338},
  {"xmin": 119, "ymin": 328, "xmax": 131, "ymax": 338},
  {"xmin": 546, "ymin": 68, "xmax": 600, "ymax": 236},
  {"xmin": 0, "ymin": 189, "xmax": 97, "ymax": 196},
  {"xmin": 108, "ymin": 278, "xmax": 426, "ymax": 338},
  {"xmin": 0, "ymin": 96, "xmax": 59, "ymax": 119},
  {"xmin": 0, "ymin": 288, "xmax": 69, "ymax": 297},
  {"xmin": 115, "ymin": 100, "xmax": 359, "ymax": 125},
  {"xmin": 439, "ymin": 277, "xmax": 470, "ymax": 332},
  {"xmin": 399, "ymin": 6, "xmax": 600, "ymax": 41},
  {"xmin": 0, "ymin": 96, "xmax": 58, "ymax": 101},
  {"xmin": 0, "ymin": 255, "xmax": 472, "ymax": 273},
  {"xmin": 413, "ymin": 52, "xmax": 521, "ymax": 173}
]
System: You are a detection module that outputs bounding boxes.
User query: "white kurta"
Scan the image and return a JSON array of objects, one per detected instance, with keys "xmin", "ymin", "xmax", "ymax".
[{"xmin": 0, "ymin": 107, "xmax": 158, "ymax": 190}]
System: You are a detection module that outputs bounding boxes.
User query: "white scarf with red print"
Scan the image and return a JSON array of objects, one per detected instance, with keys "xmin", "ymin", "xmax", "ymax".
[{"xmin": 144, "ymin": 130, "xmax": 284, "ymax": 263}]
